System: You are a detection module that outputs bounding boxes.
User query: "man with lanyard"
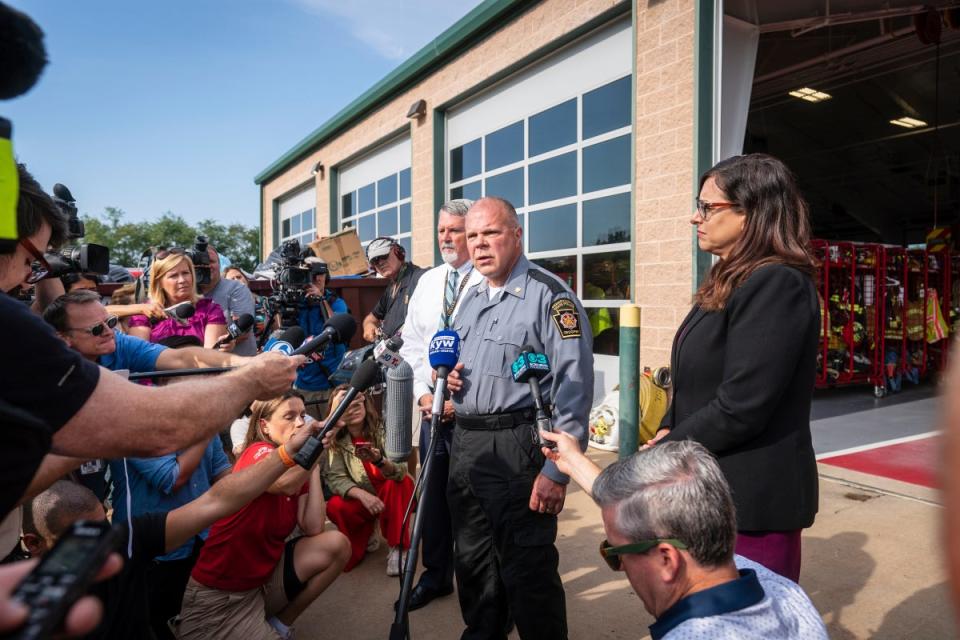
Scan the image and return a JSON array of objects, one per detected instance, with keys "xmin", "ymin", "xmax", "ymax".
[
  {"xmin": 398, "ymin": 199, "xmax": 483, "ymax": 610},
  {"xmin": 294, "ymin": 256, "xmax": 350, "ymax": 420},
  {"xmin": 445, "ymin": 197, "xmax": 594, "ymax": 640},
  {"xmin": 361, "ymin": 236, "xmax": 425, "ymax": 342},
  {"xmin": 200, "ymin": 243, "xmax": 257, "ymax": 356}
]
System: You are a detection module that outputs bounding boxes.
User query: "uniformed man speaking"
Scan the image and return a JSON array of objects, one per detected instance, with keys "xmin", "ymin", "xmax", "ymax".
[{"xmin": 445, "ymin": 197, "xmax": 594, "ymax": 640}]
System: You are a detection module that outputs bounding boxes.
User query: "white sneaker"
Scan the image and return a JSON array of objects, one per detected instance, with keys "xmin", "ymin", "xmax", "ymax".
[{"xmin": 386, "ymin": 547, "xmax": 402, "ymax": 576}]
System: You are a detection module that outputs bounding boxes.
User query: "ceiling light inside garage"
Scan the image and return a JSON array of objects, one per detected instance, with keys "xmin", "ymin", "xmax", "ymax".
[
  {"xmin": 788, "ymin": 87, "xmax": 832, "ymax": 102},
  {"xmin": 889, "ymin": 116, "xmax": 928, "ymax": 129}
]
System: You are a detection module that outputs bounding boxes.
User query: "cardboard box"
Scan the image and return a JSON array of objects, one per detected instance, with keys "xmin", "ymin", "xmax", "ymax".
[{"xmin": 308, "ymin": 229, "xmax": 369, "ymax": 276}]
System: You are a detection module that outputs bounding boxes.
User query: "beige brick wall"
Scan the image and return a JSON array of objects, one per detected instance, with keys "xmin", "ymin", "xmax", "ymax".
[
  {"xmin": 261, "ymin": 0, "xmax": 699, "ymax": 368},
  {"xmin": 633, "ymin": 0, "xmax": 696, "ymax": 367}
]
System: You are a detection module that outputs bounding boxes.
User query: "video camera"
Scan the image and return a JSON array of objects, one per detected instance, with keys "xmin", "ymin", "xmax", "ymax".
[
  {"xmin": 263, "ymin": 238, "xmax": 325, "ymax": 329},
  {"xmin": 44, "ymin": 183, "xmax": 110, "ymax": 278},
  {"xmin": 185, "ymin": 234, "xmax": 212, "ymax": 287}
]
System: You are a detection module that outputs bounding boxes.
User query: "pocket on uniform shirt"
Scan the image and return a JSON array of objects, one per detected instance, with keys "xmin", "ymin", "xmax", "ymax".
[{"xmin": 481, "ymin": 327, "xmax": 527, "ymax": 378}]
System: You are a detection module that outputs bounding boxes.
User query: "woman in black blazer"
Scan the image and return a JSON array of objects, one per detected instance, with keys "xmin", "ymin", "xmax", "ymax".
[{"xmin": 651, "ymin": 153, "xmax": 819, "ymax": 582}]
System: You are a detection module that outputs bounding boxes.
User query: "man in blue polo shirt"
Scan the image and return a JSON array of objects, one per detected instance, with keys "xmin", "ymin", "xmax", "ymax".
[{"xmin": 42, "ymin": 289, "xmax": 251, "ymax": 500}]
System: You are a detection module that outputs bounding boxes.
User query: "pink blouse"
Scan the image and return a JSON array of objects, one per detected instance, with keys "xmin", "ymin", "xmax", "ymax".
[{"xmin": 128, "ymin": 297, "xmax": 226, "ymax": 344}]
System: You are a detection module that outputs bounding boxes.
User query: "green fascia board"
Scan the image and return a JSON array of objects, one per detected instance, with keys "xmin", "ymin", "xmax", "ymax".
[{"xmin": 253, "ymin": 0, "xmax": 533, "ymax": 186}]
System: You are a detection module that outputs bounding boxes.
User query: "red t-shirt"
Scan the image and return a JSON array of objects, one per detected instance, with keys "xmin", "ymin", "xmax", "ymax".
[{"xmin": 190, "ymin": 442, "xmax": 308, "ymax": 591}]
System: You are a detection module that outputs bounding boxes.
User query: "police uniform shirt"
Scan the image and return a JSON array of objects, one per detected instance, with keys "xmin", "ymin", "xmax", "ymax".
[{"xmin": 452, "ymin": 255, "xmax": 594, "ymax": 483}]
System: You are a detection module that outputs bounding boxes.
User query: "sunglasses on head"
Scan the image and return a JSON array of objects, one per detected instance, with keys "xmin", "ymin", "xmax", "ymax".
[
  {"xmin": 67, "ymin": 315, "xmax": 119, "ymax": 337},
  {"xmin": 598, "ymin": 537, "xmax": 688, "ymax": 571},
  {"xmin": 154, "ymin": 247, "xmax": 186, "ymax": 261}
]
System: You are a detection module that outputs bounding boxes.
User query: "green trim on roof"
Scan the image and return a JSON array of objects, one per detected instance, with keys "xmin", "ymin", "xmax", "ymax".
[{"xmin": 254, "ymin": 0, "xmax": 533, "ymax": 186}]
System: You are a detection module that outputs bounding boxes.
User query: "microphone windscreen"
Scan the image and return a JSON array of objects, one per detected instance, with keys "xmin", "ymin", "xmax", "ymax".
[
  {"xmin": 349, "ymin": 358, "xmax": 382, "ymax": 391},
  {"xmin": 265, "ymin": 326, "xmax": 306, "ymax": 354},
  {"xmin": 428, "ymin": 329, "xmax": 461, "ymax": 371},
  {"xmin": 324, "ymin": 313, "xmax": 357, "ymax": 344},
  {"xmin": 173, "ymin": 302, "xmax": 195, "ymax": 320},
  {"xmin": 0, "ymin": 4, "xmax": 47, "ymax": 100},
  {"xmin": 385, "ymin": 360, "xmax": 414, "ymax": 462},
  {"xmin": 233, "ymin": 313, "xmax": 255, "ymax": 333}
]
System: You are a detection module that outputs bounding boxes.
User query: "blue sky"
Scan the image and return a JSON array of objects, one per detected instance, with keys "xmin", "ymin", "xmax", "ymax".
[{"xmin": 5, "ymin": 0, "xmax": 481, "ymax": 228}]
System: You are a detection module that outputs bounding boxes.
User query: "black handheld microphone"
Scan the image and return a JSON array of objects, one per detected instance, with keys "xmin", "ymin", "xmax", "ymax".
[
  {"xmin": 293, "ymin": 358, "xmax": 382, "ymax": 469},
  {"xmin": 213, "ymin": 313, "xmax": 254, "ymax": 349},
  {"xmin": 264, "ymin": 326, "xmax": 306, "ymax": 355},
  {"xmin": 511, "ymin": 345, "xmax": 554, "ymax": 446},
  {"xmin": 163, "ymin": 301, "xmax": 195, "ymax": 324},
  {"xmin": 291, "ymin": 313, "xmax": 357, "ymax": 358}
]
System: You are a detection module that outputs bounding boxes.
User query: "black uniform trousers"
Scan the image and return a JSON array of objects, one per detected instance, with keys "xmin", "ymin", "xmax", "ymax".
[
  {"xmin": 417, "ymin": 417, "xmax": 455, "ymax": 591},
  {"xmin": 447, "ymin": 412, "xmax": 567, "ymax": 640}
]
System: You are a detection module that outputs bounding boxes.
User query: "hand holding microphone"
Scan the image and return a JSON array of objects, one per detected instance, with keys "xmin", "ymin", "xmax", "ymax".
[
  {"xmin": 511, "ymin": 346, "xmax": 555, "ymax": 447},
  {"xmin": 163, "ymin": 301, "xmax": 195, "ymax": 324},
  {"xmin": 213, "ymin": 313, "xmax": 255, "ymax": 350}
]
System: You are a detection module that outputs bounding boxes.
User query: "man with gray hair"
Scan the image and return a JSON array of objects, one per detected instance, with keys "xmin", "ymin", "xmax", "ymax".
[
  {"xmin": 540, "ymin": 431, "xmax": 827, "ymax": 639},
  {"xmin": 397, "ymin": 199, "xmax": 483, "ymax": 609}
]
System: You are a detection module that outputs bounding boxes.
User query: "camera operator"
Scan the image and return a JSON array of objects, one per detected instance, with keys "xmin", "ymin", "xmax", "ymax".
[
  {"xmin": 0, "ymin": 164, "xmax": 305, "ymax": 519},
  {"xmin": 199, "ymin": 243, "xmax": 257, "ymax": 356},
  {"xmin": 361, "ymin": 237, "xmax": 425, "ymax": 343},
  {"xmin": 60, "ymin": 272, "xmax": 100, "ymax": 294},
  {"xmin": 292, "ymin": 257, "xmax": 350, "ymax": 420}
]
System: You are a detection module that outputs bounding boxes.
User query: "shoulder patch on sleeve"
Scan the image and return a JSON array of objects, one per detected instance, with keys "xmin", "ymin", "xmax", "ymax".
[
  {"xmin": 550, "ymin": 298, "xmax": 582, "ymax": 339},
  {"xmin": 528, "ymin": 268, "xmax": 566, "ymax": 295}
]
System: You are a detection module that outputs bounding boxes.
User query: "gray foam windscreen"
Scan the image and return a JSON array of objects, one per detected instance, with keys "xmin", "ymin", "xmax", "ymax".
[{"xmin": 385, "ymin": 360, "xmax": 414, "ymax": 462}]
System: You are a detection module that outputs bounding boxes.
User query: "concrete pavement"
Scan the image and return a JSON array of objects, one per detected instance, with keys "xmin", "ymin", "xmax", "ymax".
[{"xmin": 294, "ymin": 446, "xmax": 954, "ymax": 639}]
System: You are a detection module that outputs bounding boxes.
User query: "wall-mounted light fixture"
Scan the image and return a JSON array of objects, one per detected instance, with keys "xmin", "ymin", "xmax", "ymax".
[
  {"xmin": 890, "ymin": 116, "xmax": 928, "ymax": 129},
  {"xmin": 311, "ymin": 161, "xmax": 324, "ymax": 178},
  {"xmin": 406, "ymin": 99, "xmax": 427, "ymax": 120}
]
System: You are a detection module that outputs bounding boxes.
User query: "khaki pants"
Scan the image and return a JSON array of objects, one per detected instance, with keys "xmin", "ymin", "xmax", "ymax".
[{"xmin": 174, "ymin": 553, "xmax": 290, "ymax": 640}]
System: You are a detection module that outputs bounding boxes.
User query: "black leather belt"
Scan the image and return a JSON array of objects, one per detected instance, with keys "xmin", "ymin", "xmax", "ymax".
[{"xmin": 455, "ymin": 408, "xmax": 536, "ymax": 430}]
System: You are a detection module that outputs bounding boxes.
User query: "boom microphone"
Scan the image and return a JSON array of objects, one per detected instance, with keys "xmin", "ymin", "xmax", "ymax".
[
  {"xmin": 293, "ymin": 358, "xmax": 382, "ymax": 469},
  {"xmin": 213, "ymin": 313, "xmax": 254, "ymax": 349},
  {"xmin": 384, "ymin": 360, "xmax": 413, "ymax": 462},
  {"xmin": 291, "ymin": 313, "xmax": 357, "ymax": 358},
  {"xmin": 264, "ymin": 326, "xmax": 306, "ymax": 355},
  {"xmin": 427, "ymin": 329, "xmax": 460, "ymax": 417},
  {"xmin": 0, "ymin": 3, "xmax": 48, "ymax": 100},
  {"xmin": 511, "ymin": 345, "xmax": 554, "ymax": 445}
]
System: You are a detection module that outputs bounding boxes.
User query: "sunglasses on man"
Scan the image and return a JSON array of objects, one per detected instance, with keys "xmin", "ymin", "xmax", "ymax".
[
  {"xmin": 19, "ymin": 238, "xmax": 52, "ymax": 285},
  {"xmin": 66, "ymin": 315, "xmax": 119, "ymax": 337},
  {"xmin": 598, "ymin": 537, "xmax": 688, "ymax": 571}
]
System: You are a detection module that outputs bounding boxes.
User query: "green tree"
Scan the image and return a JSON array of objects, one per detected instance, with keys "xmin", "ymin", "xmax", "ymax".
[{"xmin": 82, "ymin": 208, "xmax": 261, "ymax": 271}]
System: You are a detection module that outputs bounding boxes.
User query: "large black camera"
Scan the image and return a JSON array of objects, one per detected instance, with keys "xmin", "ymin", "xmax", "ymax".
[
  {"xmin": 261, "ymin": 238, "xmax": 328, "ymax": 330},
  {"xmin": 44, "ymin": 184, "xmax": 109, "ymax": 277},
  {"xmin": 185, "ymin": 235, "xmax": 212, "ymax": 287}
]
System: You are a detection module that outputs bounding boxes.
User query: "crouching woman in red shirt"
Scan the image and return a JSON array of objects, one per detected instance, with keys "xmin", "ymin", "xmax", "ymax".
[{"xmin": 176, "ymin": 391, "xmax": 350, "ymax": 640}]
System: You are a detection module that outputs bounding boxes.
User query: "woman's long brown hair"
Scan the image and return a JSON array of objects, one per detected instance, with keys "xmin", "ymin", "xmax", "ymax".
[
  {"xmin": 329, "ymin": 384, "xmax": 381, "ymax": 451},
  {"xmin": 243, "ymin": 390, "xmax": 305, "ymax": 450},
  {"xmin": 694, "ymin": 154, "xmax": 817, "ymax": 311}
]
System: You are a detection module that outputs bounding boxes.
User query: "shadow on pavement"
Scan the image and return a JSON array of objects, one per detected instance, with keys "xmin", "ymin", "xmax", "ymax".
[
  {"xmin": 871, "ymin": 582, "xmax": 956, "ymax": 639},
  {"xmin": 802, "ymin": 532, "xmax": 874, "ymax": 640}
]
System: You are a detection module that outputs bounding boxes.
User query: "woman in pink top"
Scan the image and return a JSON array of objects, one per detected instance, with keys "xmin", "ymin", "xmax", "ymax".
[{"xmin": 128, "ymin": 249, "xmax": 229, "ymax": 349}]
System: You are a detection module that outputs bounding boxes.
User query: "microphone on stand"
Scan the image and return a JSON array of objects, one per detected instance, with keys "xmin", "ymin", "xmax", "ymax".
[
  {"xmin": 427, "ymin": 329, "xmax": 461, "ymax": 418},
  {"xmin": 511, "ymin": 345, "xmax": 554, "ymax": 447},
  {"xmin": 292, "ymin": 358, "xmax": 382, "ymax": 469},
  {"xmin": 391, "ymin": 329, "xmax": 461, "ymax": 638},
  {"xmin": 212, "ymin": 313, "xmax": 254, "ymax": 349},
  {"xmin": 384, "ymin": 359, "xmax": 413, "ymax": 462}
]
